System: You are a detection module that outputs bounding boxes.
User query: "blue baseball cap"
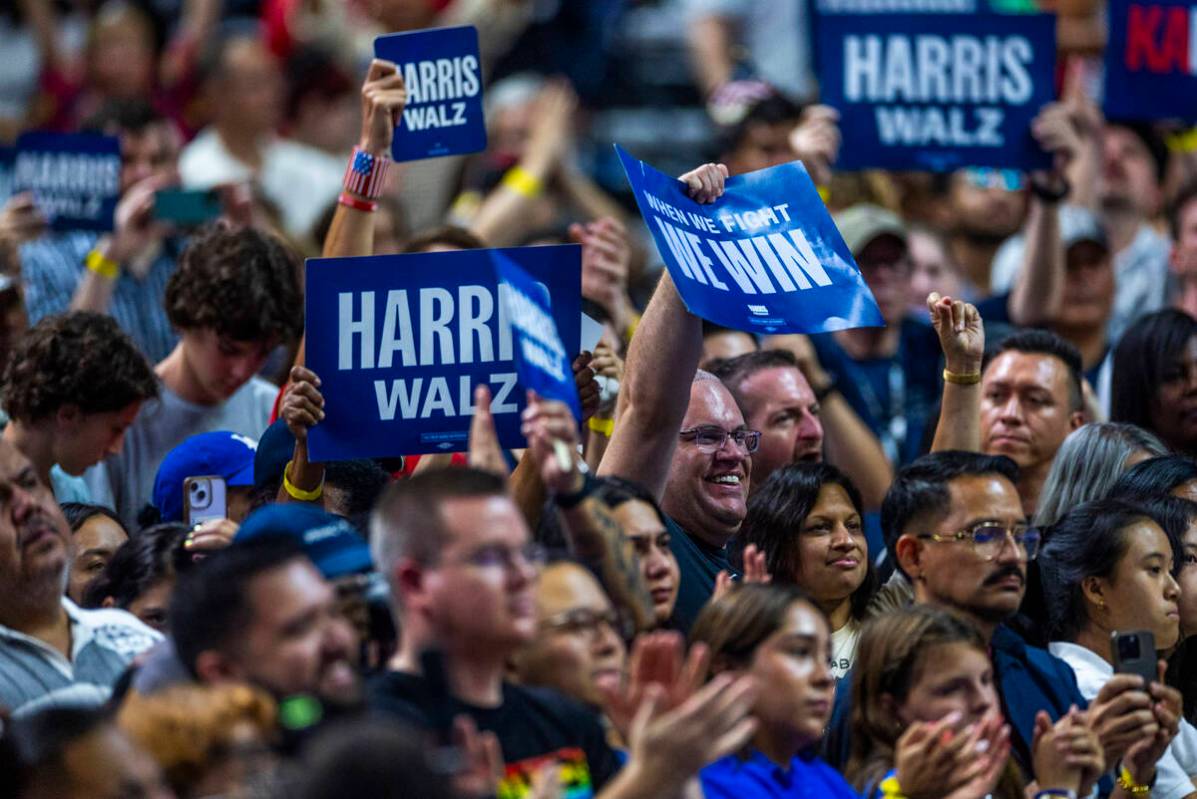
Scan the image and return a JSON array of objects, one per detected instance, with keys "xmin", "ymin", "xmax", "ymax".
[
  {"xmin": 153, "ymin": 431, "xmax": 258, "ymax": 523},
  {"xmin": 233, "ymin": 503, "xmax": 373, "ymax": 579}
]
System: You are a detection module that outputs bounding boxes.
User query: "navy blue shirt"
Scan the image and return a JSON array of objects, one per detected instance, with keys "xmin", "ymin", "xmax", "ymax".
[
  {"xmin": 666, "ymin": 515, "xmax": 736, "ymax": 634},
  {"xmin": 701, "ymin": 749, "xmax": 860, "ymax": 799},
  {"xmin": 823, "ymin": 623, "xmax": 1088, "ymax": 777}
]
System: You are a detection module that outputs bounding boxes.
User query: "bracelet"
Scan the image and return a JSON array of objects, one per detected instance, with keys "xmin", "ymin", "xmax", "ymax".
[
  {"xmin": 1034, "ymin": 790, "xmax": 1077, "ymax": 799},
  {"xmin": 337, "ymin": 192, "xmax": 378, "ymax": 213},
  {"xmin": 283, "ymin": 460, "xmax": 324, "ymax": 502},
  {"xmin": 343, "ymin": 146, "xmax": 391, "ymax": 200},
  {"xmin": 587, "ymin": 416, "xmax": 615, "ymax": 437},
  {"xmin": 943, "ymin": 368, "xmax": 982, "ymax": 385},
  {"xmin": 1116, "ymin": 766, "xmax": 1152, "ymax": 795},
  {"xmin": 878, "ymin": 770, "xmax": 907, "ymax": 799},
  {"xmin": 84, "ymin": 248, "xmax": 120, "ymax": 280},
  {"xmin": 555, "ymin": 472, "xmax": 595, "ymax": 510},
  {"xmin": 624, "ymin": 312, "xmax": 641, "ymax": 342},
  {"xmin": 1029, "ymin": 173, "xmax": 1071, "ymax": 204},
  {"xmin": 502, "ymin": 165, "xmax": 543, "ymax": 199}
]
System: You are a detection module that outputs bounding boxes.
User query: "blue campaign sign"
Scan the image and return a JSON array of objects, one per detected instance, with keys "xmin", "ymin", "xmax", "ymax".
[
  {"xmin": 304, "ymin": 245, "xmax": 581, "ymax": 461},
  {"xmin": 374, "ymin": 26, "xmax": 487, "ymax": 162},
  {"xmin": 1104, "ymin": 0, "xmax": 1197, "ymax": 123},
  {"xmin": 13, "ymin": 132, "xmax": 121, "ymax": 231},
  {"xmin": 616, "ymin": 144, "xmax": 883, "ymax": 334},
  {"xmin": 814, "ymin": 8, "xmax": 1056, "ymax": 171},
  {"xmin": 494, "ymin": 252, "xmax": 582, "ymax": 422}
]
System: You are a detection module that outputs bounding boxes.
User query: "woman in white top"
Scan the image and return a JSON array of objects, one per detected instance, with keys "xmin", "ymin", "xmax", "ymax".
[
  {"xmin": 738, "ymin": 463, "xmax": 874, "ymax": 681},
  {"xmin": 1041, "ymin": 497, "xmax": 1192, "ymax": 798}
]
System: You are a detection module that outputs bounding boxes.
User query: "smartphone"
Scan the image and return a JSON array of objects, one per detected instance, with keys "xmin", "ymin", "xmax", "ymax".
[
  {"xmin": 1111, "ymin": 629, "xmax": 1157, "ymax": 686},
  {"xmin": 153, "ymin": 188, "xmax": 221, "ymax": 226},
  {"xmin": 183, "ymin": 475, "xmax": 227, "ymax": 525}
]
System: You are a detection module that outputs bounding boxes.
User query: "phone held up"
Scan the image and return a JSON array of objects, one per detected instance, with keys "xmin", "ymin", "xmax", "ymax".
[
  {"xmin": 184, "ymin": 475, "xmax": 227, "ymax": 526},
  {"xmin": 1111, "ymin": 629, "xmax": 1157, "ymax": 686}
]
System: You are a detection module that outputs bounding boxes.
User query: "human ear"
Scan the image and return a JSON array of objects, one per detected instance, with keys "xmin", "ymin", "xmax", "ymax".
[
  {"xmin": 1081, "ymin": 575, "xmax": 1107, "ymax": 613},
  {"xmin": 895, "ymin": 534, "xmax": 924, "ymax": 580}
]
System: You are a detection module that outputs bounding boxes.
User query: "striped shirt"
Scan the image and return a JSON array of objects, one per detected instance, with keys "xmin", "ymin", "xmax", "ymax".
[
  {"xmin": 0, "ymin": 598, "xmax": 161, "ymax": 718},
  {"xmin": 19, "ymin": 231, "xmax": 181, "ymax": 364}
]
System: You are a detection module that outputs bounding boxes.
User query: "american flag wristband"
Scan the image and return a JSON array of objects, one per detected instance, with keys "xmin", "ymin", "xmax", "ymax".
[{"xmin": 343, "ymin": 147, "xmax": 391, "ymax": 200}]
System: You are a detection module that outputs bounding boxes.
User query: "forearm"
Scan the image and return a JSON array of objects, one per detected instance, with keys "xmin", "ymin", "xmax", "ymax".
[
  {"xmin": 598, "ymin": 762, "xmax": 688, "ymax": 799},
  {"xmin": 584, "ymin": 423, "xmax": 612, "ymax": 472},
  {"xmin": 819, "ymin": 393, "xmax": 893, "ymax": 510},
  {"xmin": 686, "ymin": 16, "xmax": 736, "ymax": 96},
  {"xmin": 69, "ymin": 269, "xmax": 115, "ymax": 313},
  {"xmin": 597, "ymin": 272, "xmax": 702, "ymax": 499},
  {"xmin": 1008, "ymin": 196, "xmax": 1063, "ymax": 326},
  {"xmin": 931, "ymin": 368, "xmax": 983, "ymax": 454},
  {"xmin": 510, "ymin": 450, "xmax": 549, "ymax": 533},
  {"xmin": 274, "ymin": 440, "xmax": 325, "ymax": 505},
  {"xmin": 557, "ymin": 167, "xmax": 628, "ymax": 226}
]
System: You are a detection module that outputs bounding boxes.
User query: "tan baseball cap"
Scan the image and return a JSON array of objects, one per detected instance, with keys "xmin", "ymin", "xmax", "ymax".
[{"xmin": 833, "ymin": 204, "xmax": 908, "ymax": 257}]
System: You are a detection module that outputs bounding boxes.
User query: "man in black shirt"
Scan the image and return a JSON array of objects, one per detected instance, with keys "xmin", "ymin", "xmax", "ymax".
[{"xmin": 368, "ymin": 467, "xmax": 757, "ymax": 799}]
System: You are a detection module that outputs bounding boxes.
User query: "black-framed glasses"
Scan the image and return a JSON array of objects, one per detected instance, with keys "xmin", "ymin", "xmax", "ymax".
[
  {"xmin": 918, "ymin": 522, "xmax": 1041, "ymax": 561},
  {"xmin": 679, "ymin": 425, "xmax": 761, "ymax": 454}
]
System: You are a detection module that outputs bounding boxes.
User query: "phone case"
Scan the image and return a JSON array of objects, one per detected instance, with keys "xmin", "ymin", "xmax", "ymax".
[
  {"xmin": 1110, "ymin": 630, "xmax": 1157, "ymax": 685},
  {"xmin": 184, "ymin": 475, "xmax": 227, "ymax": 525}
]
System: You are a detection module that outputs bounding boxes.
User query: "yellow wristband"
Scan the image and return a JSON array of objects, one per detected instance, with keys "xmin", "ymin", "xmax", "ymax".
[
  {"xmin": 817, "ymin": 185, "xmax": 830, "ymax": 203},
  {"xmin": 879, "ymin": 774, "xmax": 907, "ymax": 799},
  {"xmin": 283, "ymin": 460, "xmax": 323, "ymax": 501},
  {"xmin": 624, "ymin": 312, "xmax": 641, "ymax": 342},
  {"xmin": 85, "ymin": 249, "xmax": 120, "ymax": 280},
  {"xmin": 943, "ymin": 368, "xmax": 981, "ymax": 386},
  {"xmin": 1117, "ymin": 767, "xmax": 1151, "ymax": 795},
  {"xmin": 502, "ymin": 165, "xmax": 543, "ymax": 199},
  {"xmin": 588, "ymin": 416, "xmax": 614, "ymax": 437}
]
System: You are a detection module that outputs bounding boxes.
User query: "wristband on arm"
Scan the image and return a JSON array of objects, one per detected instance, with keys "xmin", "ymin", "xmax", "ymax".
[{"xmin": 343, "ymin": 147, "xmax": 391, "ymax": 200}]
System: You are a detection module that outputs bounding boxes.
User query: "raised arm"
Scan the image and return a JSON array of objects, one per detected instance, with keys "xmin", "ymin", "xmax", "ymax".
[
  {"xmin": 597, "ymin": 163, "xmax": 728, "ymax": 500},
  {"xmin": 466, "ymin": 80, "xmax": 576, "ymax": 247},
  {"xmin": 292, "ymin": 59, "xmax": 405, "ymax": 370},
  {"xmin": 1008, "ymin": 102, "xmax": 1079, "ymax": 326},
  {"xmin": 322, "ymin": 59, "xmax": 406, "ymax": 261},
  {"xmin": 929, "ymin": 293, "xmax": 985, "ymax": 453}
]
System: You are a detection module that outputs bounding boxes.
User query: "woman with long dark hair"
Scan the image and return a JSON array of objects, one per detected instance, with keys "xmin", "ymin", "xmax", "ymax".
[
  {"xmin": 1111, "ymin": 309, "xmax": 1197, "ymax": 455},
  {"xmin": 739, "ymin": 463, "xmax": 876, "ymax": 678}
]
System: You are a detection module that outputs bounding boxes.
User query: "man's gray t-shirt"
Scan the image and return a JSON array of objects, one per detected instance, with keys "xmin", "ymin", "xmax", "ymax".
[{"xmin": 86, "ymin": 377, "xmax": 277, "ymax": 529}]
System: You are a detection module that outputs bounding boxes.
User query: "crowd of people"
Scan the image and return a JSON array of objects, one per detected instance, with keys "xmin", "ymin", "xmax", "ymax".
[{"xmin": 1, "ymin": 0, "xmax": 1197, "ymax": 797}]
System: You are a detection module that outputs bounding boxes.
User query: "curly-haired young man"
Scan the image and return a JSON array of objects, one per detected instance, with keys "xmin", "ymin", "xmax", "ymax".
[
  {"xmin": 1, "ymin": 311, "xmax": 157, "ymax": 502},
  {"xmin": 86, "ymin": 224, "xmax": 303, "ymax": 528}
]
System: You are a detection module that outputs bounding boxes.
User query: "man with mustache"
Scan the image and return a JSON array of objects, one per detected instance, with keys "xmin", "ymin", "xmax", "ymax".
[
  {"xmin": 0, "ymin": 438, "xmax": 160, "ymax": 717},
  {"xmin": 840, "ymin": 451, "xmax": 1163, "ymax": 785}
]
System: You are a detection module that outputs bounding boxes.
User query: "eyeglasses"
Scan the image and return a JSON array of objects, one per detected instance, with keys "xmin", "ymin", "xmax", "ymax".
[
  {"xmin": 918, "ymin": 522, "xmax": 1041, "ymax": 561},
  {"xmin": 679, "ymin": 425, "xmax": 761, "ymax": 454},
  {"xmin": 541, "ymin": 608, "xmax": 624, "ymax": 640},
  {"xmin": 444, "ymin": 542, "xmax": 548, "ymax": 572}
]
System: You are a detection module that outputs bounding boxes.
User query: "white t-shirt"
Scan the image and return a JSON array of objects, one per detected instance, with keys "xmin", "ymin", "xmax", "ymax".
[
  {"xmin": 831, "ymin": 619, "xmax": 861, "ymax": 681},
  {"xmin": 1049, "ymin": 641, "xmax": 1197, "ymax": 799},
  {"xmin": 179, "ymin": 129, "xmax": 344, "ymax": 241}
]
